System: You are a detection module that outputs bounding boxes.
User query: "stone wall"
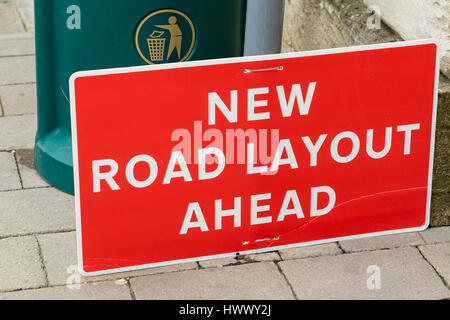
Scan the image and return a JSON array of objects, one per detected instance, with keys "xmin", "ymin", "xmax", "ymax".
[
  {"xmin": 282, "ymin": 0, "xmax": 402, "ymax": 52},
  {"xmin": 364, "ymin": 0, "xmax": 450, "ymax": 78}
]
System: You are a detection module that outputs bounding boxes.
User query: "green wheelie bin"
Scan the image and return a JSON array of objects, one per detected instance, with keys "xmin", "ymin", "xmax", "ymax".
[{"xmin": 34, "ymin": 0, "xmax": 285, "ymax": 194}]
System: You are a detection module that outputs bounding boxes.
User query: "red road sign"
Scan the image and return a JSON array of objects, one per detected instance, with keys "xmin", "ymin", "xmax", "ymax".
[{"xmin": 70, "ymin": 40, "xmax": 439, "ymax": 276}]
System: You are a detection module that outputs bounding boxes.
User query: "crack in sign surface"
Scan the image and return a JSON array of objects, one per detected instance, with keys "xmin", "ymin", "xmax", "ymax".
[{"xmin": 247, "ymin": 186, "xmax": 427, "ymax": 249}]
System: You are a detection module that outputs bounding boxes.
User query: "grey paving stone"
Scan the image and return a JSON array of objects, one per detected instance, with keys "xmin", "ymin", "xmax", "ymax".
[
  {"xmin": 420, "ymin": 227, "xmax": 450, "ymax": 244},
  {"xmin": 0, "ymin": 114, "xmax": 36, "ymax": 150},
  {"xmin": 0, "ymin": 83, "xmax": 36, "ymax": 115},
  {"xmin": 16, "ymin": 0, "xmax": 34, "ymax": 32},
  {"xmin": 339, "ymin": 232, "xmax": 424, "ymax": 252},
  {"xmin": 0, "ymin": 56, "xmax": 35, "ymax": 85},
  {"xmin": 37, "ymin": 232, "xmax": 198, "ymax": 286},
  {"xmin": 364, "ymin": 0, "xmax": 450, "ymax": 78},
  {"xmin": 19, "ymin": 165, "xmax": 49, "ymax": 188},
  {"xmin": 245, "ymin": 251, "xmax": 281, "ymax": 262},
  {"xmin": 15, "ymin": 148, "xmax": 49, "ymax": 188},
  {"xmin": 0, "ymin": 188, "xmax": 75, "ymax": 238},
  {"xmin": 0, "ymin": 1, "xmax": 25, "ymax": 34},
  {"xmin": 0, "ymin": 34, "xmax": 34, "ymax": 57},
  {"xmin": 198, "ymin": 257, "xmax": 238, "ymax": 268},
  {"xmin": 0, "ymin": 236, "xmax": 46, "ymax": 292},
  {"xmin": 131, "ymin": 262, "xmax": 294, "ymax": 300},
  {"xmin": 0, "ymin": 151, "xmax": 21, "ymax": 191},
  {"xmin": 279, "ymin": 243, "xmax": 342, "ymax": 260},
  {"xmin": 418, "ymin": 243, "xmax": 450, "ymax": 286},
  {"xmin": 279, "ymin": 247, "xmax": 449, "ymax": 299},
  {"xmin": 0, "ymin": 281, "xmax": 132, "ymax": 300}
]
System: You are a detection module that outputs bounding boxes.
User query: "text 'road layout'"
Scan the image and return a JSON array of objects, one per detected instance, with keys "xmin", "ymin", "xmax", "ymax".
[{"xmin": 92, "ymin": 83, "xmax": 421, "ymax": 235}]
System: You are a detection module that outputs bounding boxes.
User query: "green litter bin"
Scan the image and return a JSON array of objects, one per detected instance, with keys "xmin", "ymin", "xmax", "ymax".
[{"xmin": 34, "ymin": 0, "xmax": 285, "ymax": 194}]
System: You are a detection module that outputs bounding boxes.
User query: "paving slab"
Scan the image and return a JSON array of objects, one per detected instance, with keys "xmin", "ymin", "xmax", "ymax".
[
  {"xmin": 198, "ymin": 252, "xmax": 281, "ymax": 268},
  {"xmin": 279, "ymin": 243, "xmax": 342, "ymax": 260},
  {"xmin": 279, "ymin": 247, "xmax": 450, "ymax": 299},
  {"xmin": 16, "ymin": 0, "xmax": 34, "ymax": 32},
  {"xmin": 37, "ymin": 232, "xmax": 198, "ymax": 286},
  {"xmin": 245, "ymin": 251, "xmax": 281, "ymax": 262},
  {"xmin": 14, "ymin": 148, "xmax": 49, "ymax": 188},
  {"xmin": 0, "ymin": 34, "xmax": 34, "ymax": 57},
  {"xmin": 0, "ymin": 151, "xmax": 21, "ymax": 191},
  {"xmin": 0, "ymin": 188, "xmax": 75, "ymax": 238},
  {"xmin": 198, "ymin": 257, "xmax": 238, "ymax": 268},
  {"xmin": 0, "ymin": 281, "xmax": 131, "ymax": 300},
  {"xmin": 130, "ymin": 262, "xmax": 295, "ymax": 300},
  {"xmin": 0, "ymin": 83, "xmax": 36, "ymax": 115},
  {"xmin": 18, "ymin": 164, "xmax": 49, "ymax": 189},
  {"xmin": 0, "ymin": 1, "xmax": 25, "ymax": 34},
  {"xmin": 0, "ymin": 114, "xmax": 36, "ymax": 150},
  {"xmin": 0, "ymin": 236, "xmax": 46, "ymax": 292},
  {"xmin": 420, "ymin": 227, "xmax": 450, "ymax": 244},
  {"xmin": 338, "ymin": 232, "xmax": 424, "ymax": 252},
  {"xmin": 0, "ymin": 56, "xmax": 35, "ymax": 85},
  {"xmin": 418, "ymin": 243, "xmax": 450, "ymax": 286}
]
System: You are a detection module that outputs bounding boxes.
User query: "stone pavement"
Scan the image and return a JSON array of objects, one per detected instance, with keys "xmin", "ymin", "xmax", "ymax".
[{"xmin": 0, "ymin": 0, "xmax": 449, "ymax": 300}]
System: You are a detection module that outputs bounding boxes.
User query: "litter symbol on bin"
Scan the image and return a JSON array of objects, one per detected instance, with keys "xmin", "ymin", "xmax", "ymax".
[
  {"xmin": 148, "ymin": 31, "xmax": 166, "ymax": 62},
  {"xmin": 135, "ymin": 9, "xmax": 196, "ymax": 65}
]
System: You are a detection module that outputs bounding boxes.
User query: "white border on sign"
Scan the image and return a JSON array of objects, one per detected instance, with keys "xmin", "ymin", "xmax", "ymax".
[{"xmin": 69, "ymin": 39, "xmax": 440, "ymax": 277}]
